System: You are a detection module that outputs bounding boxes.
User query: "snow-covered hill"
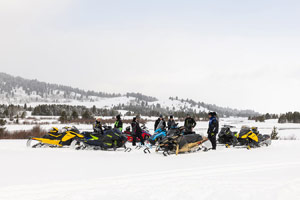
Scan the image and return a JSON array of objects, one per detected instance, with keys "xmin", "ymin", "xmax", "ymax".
[{"xmin": 0, "ymin": 72, "xmax": 259, "ymax": 117}]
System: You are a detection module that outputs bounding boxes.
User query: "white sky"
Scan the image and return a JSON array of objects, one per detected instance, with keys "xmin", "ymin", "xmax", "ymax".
[{"xmin": 0, "ymin": 0, "xmax": 300, "ymax": 113}]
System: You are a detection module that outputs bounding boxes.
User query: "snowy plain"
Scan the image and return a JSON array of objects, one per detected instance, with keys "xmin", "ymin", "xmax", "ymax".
[
  {"xmin": 0, "ymin": 117, "xmax": 300, "ymax": 200},
  {"xmin": 0, "ymin": 140, "xmax": 299, "ymax": 200}
]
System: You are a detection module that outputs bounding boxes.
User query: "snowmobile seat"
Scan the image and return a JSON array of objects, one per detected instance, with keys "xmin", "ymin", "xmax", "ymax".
[{"xmin": 178, "ymin": 134, "xmax": 203, "ymax": 149}]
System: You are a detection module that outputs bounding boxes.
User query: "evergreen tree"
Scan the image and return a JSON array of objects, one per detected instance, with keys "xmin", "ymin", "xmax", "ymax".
[
  {"xmin": 16, "ymin": 115, "xmax": 19, "ymax": 124},
  {"xmin": 71, "ymin": 110, "xmax": 79, "ymax": 120},
  {"xmin": 0, "ymin": 119, "xmax": 6, "ymax": 134},
  {"xmin": 21, "ymin": 111, "xmax": 26, "ymax": 119},
  {"xmin": 3, "ymin": 109, "xmax": 9, "ymax": 117},
  {"xmin": 59, "ymin": 111, "xmax": 68, "ymax": 123},
  {"xmin": 265, "ymin": 113, "xmax": 271, "ymax": 120},
  {"xmin": 82, "ymin": 110, "xmax": 92, "ymax": 119},
  {"xmin": 92, "ymin": 105, "xmax": 97, "ymax": 114},
  {"xmin": 271, "ymin": 126, "xmax": 279, "ymax": 140}
]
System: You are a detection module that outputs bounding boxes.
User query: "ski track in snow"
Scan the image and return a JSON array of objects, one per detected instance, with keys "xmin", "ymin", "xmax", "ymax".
[{"xmin": 0, "ymin": 140, "xmax": 300, "ymax": 200}]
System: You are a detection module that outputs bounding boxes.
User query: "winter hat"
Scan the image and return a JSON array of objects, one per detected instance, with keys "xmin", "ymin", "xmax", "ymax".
[{"xmin": 208, "ymin": 112, "xmax": 217, "ymax": 116}]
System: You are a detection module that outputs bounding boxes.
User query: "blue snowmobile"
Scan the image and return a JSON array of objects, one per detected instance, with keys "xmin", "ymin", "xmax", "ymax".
[{"xmin": 148, "ymin": 128, "xmax": 168, "ymax": 145}]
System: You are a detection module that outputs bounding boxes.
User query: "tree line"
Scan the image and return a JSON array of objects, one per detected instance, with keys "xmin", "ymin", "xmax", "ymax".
[
  {"xmin": 248, "ymin": 113, "xmax": 279, "ymax": 122},
  {"xmin": 248, "ymin": 112, "xmax": 300, "ymax": 123},
  {"xmin": 278, "ymin": 112, "xmax": 300, "ymax": 123}
]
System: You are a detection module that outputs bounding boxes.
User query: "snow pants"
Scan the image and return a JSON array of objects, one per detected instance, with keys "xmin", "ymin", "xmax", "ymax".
[
  {"xmin": 132, "ymin": 133, "xmax": 145, "ymax": 146},
  {"xmin": 208, "ymin": 134, "xmax": 217, "ymax": 150}
]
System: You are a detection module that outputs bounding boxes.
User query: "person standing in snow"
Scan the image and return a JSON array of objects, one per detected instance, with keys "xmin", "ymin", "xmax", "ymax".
[
  {"xmin": 131, "ymin": 116, "xmax": 144, "ymax": 146},
  {"xmin": 93, "ymin": 118, "xmax": 103, "ymax": 135},
  {"xmin": 184, "ymin": 114, "xmax": 196, "ymax": 134},
  {"xmin": 154, "ymin": 114, "xmax": 166, "ymax": 131},
  {"xmin": 207, "ymin": 112, "xmax": 219, "ymax": 150},
  {"xmin": 114, "ymin": 114, "xmax": 123, "ymax": 131},
  {"xmin": 167, "ymin": 115, "xmax": 176, "ymax": 130}
]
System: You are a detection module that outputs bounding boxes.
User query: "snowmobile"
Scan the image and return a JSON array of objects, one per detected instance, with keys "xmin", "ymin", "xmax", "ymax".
[
  {"xmin": 217, "ymin": 125, "xmax": 238, "ymax": 146},
  {"xmin": 156, "ymin": 129, "xmax": 209, "ymax": 156},
  {"xmin": 71, "ymin": 128, "xmax": 128, "ymax": 151},
  {"xmin": 81, "ymin": 125, "xmax": 114, "ymax": 140},
  {"xmin": 142, "ymin": 125, "xmax": 184, "ymax": 153},
  {"xmin": 235, "ymin": 126, "xmax": 271, "ymax": 149},
  {"xmin": 123, "ymin": 125, "xmax": 152, "ymax": 142},
  {"xmin": 148, "ymin": 128, "xmax": 168, "ymax": 145},
  {"xmin": 27, "ymin": 126, "xmax": 84, "ymax": 148},
  {"xmin": 166, "ymin": 124, "xmax": 183, "ymax": 136}
]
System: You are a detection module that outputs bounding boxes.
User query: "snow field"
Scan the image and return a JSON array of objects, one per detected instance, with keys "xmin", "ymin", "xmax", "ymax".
[{"xmin": 0, "ymin": 140, "xmax": 299, "ymax": 200}]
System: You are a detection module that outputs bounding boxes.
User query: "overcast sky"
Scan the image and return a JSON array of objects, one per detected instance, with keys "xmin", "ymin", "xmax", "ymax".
[{"xmin": 0, "ymin": 0, "xmax": 300, "ymax": 113}]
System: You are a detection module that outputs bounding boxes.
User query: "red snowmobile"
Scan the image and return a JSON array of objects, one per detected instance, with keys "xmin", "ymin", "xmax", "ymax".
[{"xmin": 123, "ymin": 125, "xmax": 151, "ymax": 142}]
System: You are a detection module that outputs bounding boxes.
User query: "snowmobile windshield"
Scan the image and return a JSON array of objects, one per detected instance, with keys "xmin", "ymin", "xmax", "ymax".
[
  {"xmin": 239, "ymin": 128, "xmax": 251, "ymax": 137},
  {"xmin": 220, "ymin": 127, "xmax": 228, "ymax": 133},
  {"xmin": 60, "ymin": 127, "xmax": 68, "ymax": 133},
  {"xmin": 71, "ymin": 126, "xmax": 80, "ymax": 133},
  {"xmin": 167, "ymin": 128, "xmax": 180, "ymax": 136},
  {"xmin": 156, "ymin": 120, "xmax": 165, "ymax": 130}
]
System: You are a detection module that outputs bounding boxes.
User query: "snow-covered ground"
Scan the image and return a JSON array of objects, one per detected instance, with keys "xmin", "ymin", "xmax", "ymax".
[
  {"xmin": 1, "ymin": 117, "xmax": 299, "ymax": 199},
  {"xmin": 0, "ymin": 140, "xmax": 299, "ymax": 200}
]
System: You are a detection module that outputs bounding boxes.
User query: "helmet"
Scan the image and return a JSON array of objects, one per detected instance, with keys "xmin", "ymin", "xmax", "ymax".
[
  {"xmin": 116, "ymin": 115, "xmax": 121, "ymax": 120},
  {"xmin": 170, "ymin": 115, "xmax": 173, "ymax": 119},
  {"xmin": 159, "ymin": 114, "xmax": 163, "ymax": 118}
]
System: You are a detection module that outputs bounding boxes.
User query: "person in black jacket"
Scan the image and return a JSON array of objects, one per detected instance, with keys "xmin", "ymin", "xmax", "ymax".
[
  {"xmin": 184, "ymin": 114, "xmax": 196, "ymax": 134},
  {"xmin": 207, "ymin": 112, "xmax": 219, "ymax": 150},
  {"xmin": 114, "ymin": 115, "xmax": 123, "ymax": 131},
  {"xmin": 167, "ymin": 115, "xmax": 176, "ymax": 130},
  {"xmin": 154, "ymin": 114, "xmax": 166, "ymax": 131},
  {"xmin": 131, "ymin": 117, "xmax": 144, "ymax": 146},
  {"xmin": 93, "ymin": 118, "xmax": 103, "ymax": 135}
]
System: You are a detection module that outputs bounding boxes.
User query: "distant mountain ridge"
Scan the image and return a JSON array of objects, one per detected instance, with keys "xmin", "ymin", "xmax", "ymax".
[
  {"xmin": 0, "ymin": 72, "xmax": 157, "ymax": 103},
  {"xmin": 0, "ymin": 72, "xmax": 259, "ymax": 117}
]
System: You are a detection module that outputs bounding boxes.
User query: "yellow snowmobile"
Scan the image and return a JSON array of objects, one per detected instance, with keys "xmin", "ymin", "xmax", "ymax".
[
  {"xmin": 27, "ymin": 126, "xmax": 84, "ymax": 148},
  {"xmin": 236, "ymin": 126, "xmax": 271, "ymax": 149}
]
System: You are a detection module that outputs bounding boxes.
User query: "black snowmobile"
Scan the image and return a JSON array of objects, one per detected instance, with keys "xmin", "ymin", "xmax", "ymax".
[
  {"xmin": 155, "ymin": 127, "xmax": 208, "ymax": 156},
  {"xmin": 71, "ymin": 128, "xmax": 129, "ymax": 151},
  {"xmin": 217, "ymin": 125, "xmax": 238, "ymax": 146},
  {"xmin": 166, "ymin": 124, "xmax": 182, "ymax": 136}
]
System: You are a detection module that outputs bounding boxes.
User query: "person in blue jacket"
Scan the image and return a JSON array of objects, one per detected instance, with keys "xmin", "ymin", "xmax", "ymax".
[{"xmin": 207, "ymin": 112, "xmax": 219, "ymax": 150}]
